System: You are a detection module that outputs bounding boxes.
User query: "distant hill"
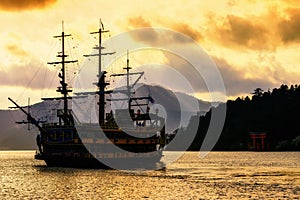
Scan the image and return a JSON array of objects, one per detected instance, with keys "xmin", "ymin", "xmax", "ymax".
[
  {"xmin": 135, "ymin": 85, "xmax": 213, "ymax": 131},
  {"xmin": 0, "ymin": 109, "xmax": 36, "ymax": 150},
  {"xmin": 0, "ymin": 84, "xmax": 214, "ymax": 150}
]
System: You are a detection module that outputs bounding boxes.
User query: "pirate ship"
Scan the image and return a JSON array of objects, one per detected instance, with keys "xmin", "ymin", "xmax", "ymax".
[{"xmin": 8, "ymin": 22, "xmax": 166, "ymax": 169}]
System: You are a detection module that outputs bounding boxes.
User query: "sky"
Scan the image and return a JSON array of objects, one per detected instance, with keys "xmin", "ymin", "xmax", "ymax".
[{"xmin": 1, "ymin": 0, "xmax": 300, "ymax": 109}]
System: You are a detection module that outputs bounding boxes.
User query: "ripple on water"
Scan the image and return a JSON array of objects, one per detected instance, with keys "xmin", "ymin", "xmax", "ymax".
[{"xmin": 0, "ymin": 151, "xmax": 299, "ymax": 199}]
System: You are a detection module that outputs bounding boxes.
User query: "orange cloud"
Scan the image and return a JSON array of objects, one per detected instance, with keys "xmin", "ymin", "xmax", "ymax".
[
  {"xmin": 127, "ymin": 16, "xmax": 203, "ymax": 44},
  {"xmin": 0, "ymin": 0, "xmax": 57, "ymax": 11},
  {"xmin": 128, "ymin": 16, "xmax": 152, "ymax": 28},
  {"xmin": 278, "ymin": 8, "xmax": 300, "ymax": 43},
  {"xmin": 6, "ymin": 44, "xmax": 28, "ymax": 58},
  {"xmin": 225, "ymin": 15, "xmax": 268, "ymax": 48},
  {"xmin": 207, "ymin": 14, "xmax": 272, "ymax": 50},
  {"xmin": 172, "ymin": 23, "xmax": 203, "ymax": 42},
  {"xmin": 205, "ymin": 5, "xmax": 300, "ymax": 50}
]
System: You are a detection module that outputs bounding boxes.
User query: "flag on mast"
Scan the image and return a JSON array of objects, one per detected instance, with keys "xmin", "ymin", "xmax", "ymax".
[{"xmin": 100, "ymin": 18, "xmax": 104, "ymax": 30}]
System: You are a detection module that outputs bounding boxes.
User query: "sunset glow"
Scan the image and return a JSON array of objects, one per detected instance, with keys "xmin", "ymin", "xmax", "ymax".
[{"xmin": 1, "ymin": 0, "xmax": 300, "ymax": 108}]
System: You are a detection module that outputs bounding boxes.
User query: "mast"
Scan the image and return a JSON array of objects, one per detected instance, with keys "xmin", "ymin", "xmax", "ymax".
[
  {"xmin": 109, "ymin": 51, "xmax": 155, "ymax": 115},
  {"xmin": 8, "ymin": 97, "xmax": 48, "ymax": 134},
  {"xmin": 125, "ymin": 50, "xmax": 132, "ymax": 107},
  {"xmin": 84, "ymin": 19, "xmax": 115, "ymax": 125},
  {"xmin": 110, "ymin": 51, "xmax": 145, "ymax": 111},
  {"xmin": 48, "ymin": 21, "xmax": 78, "ymax": 125},
  {"xmin": 27, "ymin": 97, "xmax": 31, "ymax": 131}
]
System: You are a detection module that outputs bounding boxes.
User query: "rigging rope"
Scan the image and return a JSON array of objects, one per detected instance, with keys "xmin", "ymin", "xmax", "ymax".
[{"xmin": 17, "ymin": 65, "xmax": 42, "ymax": 102}]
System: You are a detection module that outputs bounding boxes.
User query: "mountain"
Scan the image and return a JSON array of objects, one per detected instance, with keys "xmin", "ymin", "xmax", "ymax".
[
  {"xmin": 0, "ymin": 109, "xmax": 36, "ymax": 150},
  {"xmin": 134, "ymin": 84, "xmax": 213, "ymax": 131},
  {"xmin": 1, "ymin": 84, "xmax": 215, "ymax": 150}
]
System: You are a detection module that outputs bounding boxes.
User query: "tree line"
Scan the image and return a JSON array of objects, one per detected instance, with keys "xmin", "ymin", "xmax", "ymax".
[{"xmin": 175, "ymin": 84, "xmax": 300, "ymax": 151}]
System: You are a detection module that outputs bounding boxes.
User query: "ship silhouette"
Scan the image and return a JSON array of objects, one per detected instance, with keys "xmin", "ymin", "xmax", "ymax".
[{"xmin": 8, "ymin": 21, "xmax": 166, "ymax": 169}]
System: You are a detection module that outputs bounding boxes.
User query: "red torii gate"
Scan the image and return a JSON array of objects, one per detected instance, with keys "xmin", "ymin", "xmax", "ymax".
[{"xmin": 249, "ymin": 132, "xmax": 269, "ymax": 151}]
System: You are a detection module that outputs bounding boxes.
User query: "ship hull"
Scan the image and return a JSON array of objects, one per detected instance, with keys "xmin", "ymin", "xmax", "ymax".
[
  {"xmin": 36, "ymin": 150, "xmax": 163, "ymax": 169},
  {"xmin": 45, "ymin": 156, "xmax": 162, "ymax": 169},
  {"xmin": 37, "ymin": 124, "xmax": 166, "ymax": 169}
]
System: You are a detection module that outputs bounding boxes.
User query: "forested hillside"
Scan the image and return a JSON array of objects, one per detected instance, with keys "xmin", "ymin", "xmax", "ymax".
[{"xmin": 184, "ymin": 84, "xmax": 300, "ymax": 151}]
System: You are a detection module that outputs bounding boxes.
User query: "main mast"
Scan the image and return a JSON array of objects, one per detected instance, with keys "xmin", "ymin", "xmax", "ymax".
[
  {"xmin": 48, "ymin": 21, "xmax": 77, "ymax": 125},
  {"xmin": 125, "ymin": 50, "xmax": 132, "ymax": 107},
  {"xmin": 84, "ymin": 19, "xmax": 115, "ymax": 125}
]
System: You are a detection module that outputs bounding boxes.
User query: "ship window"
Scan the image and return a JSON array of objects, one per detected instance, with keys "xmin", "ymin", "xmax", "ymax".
[{"xmin": 57, "ymin": 132, "xmax": 61, "ymax": 141}]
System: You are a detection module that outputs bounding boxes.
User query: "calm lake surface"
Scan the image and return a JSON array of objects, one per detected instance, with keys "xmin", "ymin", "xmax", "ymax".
[{"xmin": 0, "ymin": 151, "xmax": 299, "ymax": 199}]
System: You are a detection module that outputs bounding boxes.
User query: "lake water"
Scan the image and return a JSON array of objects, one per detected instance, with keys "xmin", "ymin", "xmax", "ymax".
[{"xmin": 0, "ymin": 151, "xmax": 299, "ymax": 199}]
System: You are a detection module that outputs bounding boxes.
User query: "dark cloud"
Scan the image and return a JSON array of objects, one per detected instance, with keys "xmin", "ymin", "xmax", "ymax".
[
  {"xmin": 160, "ymin": 52, "xmax": 278, "ymax": 97},
  {"xmin": 127, "ymin": 16, "xmax": 203, "ymax": 45},
  {"xmin": 125, "ymin": 16, "xmax": 280, "ymax": 97},
  {"xmin": 128, "ymin": 16, "xmax": 152, "ymax": 28},
  {"xmin": 278, "ymin": 8, "xmax": 300, "ymax": 43},
  {"xmin": 211, "ymin": 54, "xmax": 300, "ymax": 97},
  {"xmin": 163, "ymin": 53, "xmax": 279, "ymax": 97},
  {"xmin": 212, "ymin": 56, "xmax": 276, "ymax": 96},
  {"xmin": 209, "ymin": 14, "xmax": 270, "ymax": 50},
  {"xmin": 128, "ymin": 27, "xmax": 193, "ymax": 46},
  {"xmin": 208, "ymin": 7, "xmax": 300, "ymax": 50},
  {"xmin": 1, "ymin": 44, "xmax": 77, "ymax": 91},
  {"xmin": 0, "ymin": 60, "xmax": 57, "ymax": 89},
  {"xmin": 124, "ymin": 10, "xmax": 300, "ymax": 98},
  {"xmin": 172, "ymin": 23, "xmax": 203, "ymax": 41},
  {"xmin": 227, "ymin": 15, "xmax": 266, "ymax": 45},
  {"xmin": 126, "ymin": 17, "xmax": 163, "ymax": 45},
  {"xmin": 0, "ymin": 0, "xmax": 57, "ymax": 11},
  {"xmin": 163, "ymin": 52, "xmax": 208, "ymax": 94}
]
